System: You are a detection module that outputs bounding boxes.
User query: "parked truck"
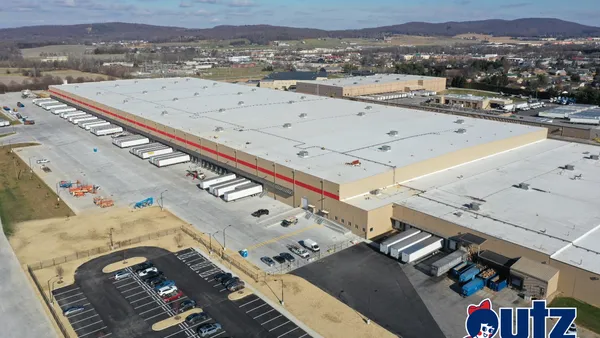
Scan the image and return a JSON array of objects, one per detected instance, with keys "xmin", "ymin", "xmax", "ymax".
[
  {"xmin": 400, "ymin": 237, "xmax": 443, "ymax": 263},
  {"xmin": 379, "ymin": 229, "xmax": 421, "ymax": 254},
  {"xmin": 213, "ymin": 179, "xmax": 250, "ymax": 197},
  {"xmin": 112, "ymin": 135, "xmax": 150, "ymax": 148},
  {"xmin": 488, "ymin": 275, "xmax": 507, "ymax": 292},
  {"xmin": 223, "ymin": 183, "xmax": 263, "ymax": 202},
  {"xmin": 458, "ymin": 265, "xmax": 481, "ymax": 283},
  {"xmin": 429, "ymin": 248, "xmax": 468, "ymax": 277},
  {"xmin": 450, "ymin": 262, "xmax": 473, "ymax": 279},
  {"xmin": 150, "ymin": 152, "xmax": 190, "ymax": 167},
  {"xmin": 198, "ymin": 173, "xmax": 237, "ymax": 189},
  {"xmin": 389, "ymin": 232, "xmax": 432, "ymax": 259}
]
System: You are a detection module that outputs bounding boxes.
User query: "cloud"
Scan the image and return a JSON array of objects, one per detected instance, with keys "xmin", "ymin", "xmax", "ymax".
[
  {"xmin": 499, "ymin": 3, "xmax": 531, "ymax": 8},
  {"xmin": 179, "ymin": 1, "xmax": 193, "ymax": 7},
  {"xmin": 228, "ymin": 0, "xmax": 256, "ymax": 8},
  {"xmin": 195, "ymin": 0, "xmax": 218, "ymax": 3}
]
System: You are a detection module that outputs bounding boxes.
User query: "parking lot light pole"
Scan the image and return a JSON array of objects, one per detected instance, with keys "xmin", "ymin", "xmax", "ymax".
[
  {"xmin": 160, "ymin": 189, "xmax": 168, "ymax": 211},
  {"xmin": 222, "ymin": 225, "xmax": 232, "ymax": 251},
  {"xmin": 279, "ymin": 279, "xmax": 284, "ymax": 306},
  {"xmin": 47, "ymin": 275, "xmax": 59, "ymax": 304},
  {"xmin": 210, "ymin": 230, "xmax": 220, "ymax": 254},
  {"xmin": 28, "ymin": 156, "xmax": 35, "ymax": 173}
]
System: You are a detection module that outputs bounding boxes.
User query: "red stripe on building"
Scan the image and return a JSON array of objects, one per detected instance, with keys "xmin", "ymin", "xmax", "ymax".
[{"xmin": 49, "ymin": 89, "xmax": 340, "ymax": 200}]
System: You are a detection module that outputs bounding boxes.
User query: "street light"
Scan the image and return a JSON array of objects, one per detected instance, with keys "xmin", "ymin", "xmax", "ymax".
[
  {"xmin": 159, "ymin": 189, "xmax": 168, "ymax": 211},
  {"xmin": 210, "ymin": 230, "xmax": 220, "ymax": 254},
  {"xmin": 278, "ymin": 279, "xmax": 284, "ymax": 306},
  {"xmin": 222, "ymin": 225, "xmax": 232, "ymax": 251},
  {"xmin": 47, "ymin": 275, "xmax": 60, "ymax": 304},
  {"xmin": 28, "ymin": 156, "xmax": 35, "ymax": 173}
]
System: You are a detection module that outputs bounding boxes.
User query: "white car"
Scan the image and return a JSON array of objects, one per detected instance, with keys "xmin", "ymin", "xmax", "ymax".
[
  {"xmin": 567, "ymin": 323, "xmax": 577, "ymax": 335},
  {"xmin": 157, "ymin": 285, "xmax": 178, "ymax": 297},
  {"xmin": 114, "ymin": 270, "xmax": 131, "ymax": 281},
  {"xmin": 138, "ymin": 267, "xmax": 158, "ymax": 277},
  {"xmin": 36, "ymin": 159, "xmax": 50, "ymax": 164}
]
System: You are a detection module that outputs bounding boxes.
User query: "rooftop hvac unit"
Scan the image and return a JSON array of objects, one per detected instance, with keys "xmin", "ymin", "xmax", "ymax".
[
  {"xmin": 219, "ymin": 108, "xmax": 226, "ymax": 112},
  {"xmin": 161, "ymin": 110, "xmax": 168, "ymax": 116},
  {"xmin": 388, "ymin": 130, "xmax": 399, "ymax": 137},
  {"xmin": 173, "ymin": 97, "xmax": 178, "ymax": 101},
  {"xmin": 123, "ymin": 99, "xmax": 128, "ymax": 103},
  {"xmin": 215, "ymin": 127, "xmax": 224, "ymax": 132},
  {"xmin": 565, "ymin": 164, "xmax": 575, "ymax": 170},
  {"xmin": 517, "ymin": 183, "xmax": 530, "ymax": 190},
  {"xmin": 114, "ymin": 84, "xmax": 119, "ymax": 87},
  {"xmin": 353, "ymin": 82, "xmax": 358, "ymax": 84},
  {"xmin": 96, "ymin": 91, "xmax": 102, "ymax": 95},
  {"xmin": 300, "ymin": 96, "xmax": 306, "ymax": 99},
  {"xmin": 590, "ymin": 154, "xmax": 600, "ymax": 160},
  {"xmin": 186, "ymin": 78, "xmax": 190, "ymax": 81},
  {"xmin": 134, "ymin": 80, "xmax": 138, "ymax": 83},
  {"xmin": 299, "ymin": 113, "xmax": 308, "ymax": 118},
  {"xmin": 202, "ymin": 86, "xmax": 208, "ymax": 89},
  {"xmin": 237, "ymin": 92, "xmax": 243, "ymax": 95},
  {"xmin": 143, "ymin": 90, "xmax": 148, "ymax": 94},
  {"xmin": 375, "ymin": 80, "xmax": 380, "ymax": 82},
  {"xmin": 365, "ymin": 106, "xmax": 373, "ymax": 110},
  {"xmin": 298, "ymin": 150, "xmax": 309, "ymax": 158},
  {"xmin": 283, "ymin": 123, "xmax": 292, "ymax": 128},
  {"xmin": 455, "ymin": 119, "xmax": 465, "ymax": 124},
  {"xmin": 251, "ymin": 88, "xmax": 257, "ymax": 91},
  {"xmin": 161, "ymin": 86, "xmax": 166, "ymax": 89},
  {"xmin": 455, "ymin": 128, "xmax": 467, "ymax": 134},
  {"xmin": 194, "ymin": 92, "xmax": 199, "ymax": 96},
  {"xmin": 288, "ymin": 100, "xmax": 295, "ymax": 104},
  {"xmin": 213, "ymin": 82, "xmax": 217, "ymax": 86},
  {"xmin": 379, "ymin": 145, "xmax": 391, "ymax": 152},
  {"xmin": 174, "ymin": 80, "xmax": 179, "ymax": 84},
  {"xmin": 468, "ymin": 202, "xmax": 481, "ymax": 211},
  {"xmin": 357, "ymin": 112, "xmax": 366, "ymax": 116},
  {"xmin": 370, "ymin": 189, "xmax": 382, "ymax": 196},
  {"xmin": 238, "ymin": 101, "xmax": 244, "ymax": 106}
]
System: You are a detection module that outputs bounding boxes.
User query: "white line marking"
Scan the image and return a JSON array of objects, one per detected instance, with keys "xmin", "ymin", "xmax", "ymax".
[
  {"xmin": 261, "ymin": 314, "xmax": 282, "ymax": 325},
  {"xmin": 74, "ymin": 320, "xmax": 103, "ymax": 331},
  {"xmin": 70, "ymin": 313, "xmax": 99, "ymax": 325},
  {"xmin": 161, "ymin": 322, "xmax": 206, "ymax": 338},
  {"xmin": 112, "ymin": 277, "xmax": 132, "ymax": 284},
  {"xmin": 78, "ymin": 326, "xmax": 108, "ymax": 337},
  {"xmin": 131, "ymin": 295, "xmax": 152, "ymax": 304},
  {"xmin": 246, "ymin": 303, "xmax": 268, "ymax": 313},
  {"xmin": 213, "ymin": 284, "xmax": 222, "ymax": 288},
  {"xmin": 209, "ymin": 332, "xmax": 226, "ymax": 338},
  {"xmin": 60, "ymin": 298, "xmax": 89, "ymax": 307},
  {"xmin": 126, "ymin": 290, "xmax": 148, "ymax": 299},
  {"xmin": 134, "ymin": 299, "xmax": 156, "ymax": 309},
  {"xmin": 53, "ymin": 287, "xmax": 80, "ymax": 297},
  {"xmin": 116, "ymin": 280, "xmax": 138, "ymax": 288},
  {"xmin": 185, "ymin": 257, "xmax": 204, "ymax": 264},
  {"xmin": 268, "ymin": 320, "xmax": 291, "ymax": 332},
  {"xmin": 143, "ymin": 310, "xmax": 168, "ymax": 321},
  {"xmin": 55, "ymin": 292, "xmax": 84, "ymax": 301},
  {"xmin": 277, "ymin": 327, "xmax": 299, "ymax": 338},
  {"xmin": 139, "ymin": 304, "xmax": 167, "ymax": 315},
  {"xmin": 253, "ymin": 309, "xmax": 275, "ymax": 319},
  {"xmin": 121, "ymin": 285, "xmax": 142, "ymax": 293},
  {"xmin": 298, "ymin": 333, "xmax": 308, "ymax": 338},
  {"xmin": 239, "ymin": 298, "xmax": 260, "ymax": 307},
  {"xmin": 66, "ymin": 308, "xmax": 94, "ymax": 318}
]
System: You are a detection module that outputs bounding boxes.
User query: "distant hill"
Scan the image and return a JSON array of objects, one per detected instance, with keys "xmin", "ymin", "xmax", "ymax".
[{"xmin": 2, "ymin": 19, "xmax": 599, "ymax": 46}]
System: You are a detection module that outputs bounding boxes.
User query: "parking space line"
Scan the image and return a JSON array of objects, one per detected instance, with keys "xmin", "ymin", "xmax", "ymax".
[
  {"xmin": 209, "ymin": 332, "xmax": 226, "ymax": 338},
  {"xmin": 131, "ymin": 295, "xmax": 153, "ymax": 303},
  {"xmin": 74, "ymin": 320, "xmax": 103, "ymax": 331},
  {"xmin": 253, "ymin": 309, "xmax": 275, "ymax": 319},
  {"xmin": 71, "ymin": 313, "xmax": 99, "ymax": 325},
  {"xmin": 78, "ymin": 326, "xmax": 108, "ymax": 337},
  {"xmin": 60, "ymin": 298, "xmax": 89, "ymax": 307},
  {"xmin": 298, "ymin": 333, "xmax": 308, "ymax": 338},
  {"xmin": 143, "ymin": 310, "xmax": 168, "ymax": 321},
  {"xmin": 239, "ymin": 298, "xmax": 260, "ymax": 307},
  {"xmin": 162, "ymin": 321, "xmax": 205, "ymax": 338},
  {"xmin": 55, "ymin": 292, "xmax": 83, "ymax": 301},
  {"xmin": 219, "ymin": 288, "xmax": 227, "ymax": 292},
  {"xmin": 112, "ymin": 277, "xmax": 132, "ymax": 284},
  {"xmin": 53, "ymin": 287, "xmax": 80, "ymax": 297},
  {"xmin": 184, "ymin": 257, "xmax": 204, "ymax": 265},
  {"xmin": 268, "ymin": 320, "xmax": 291, "ymax": 332},
  {"xmin": 67, "ymin": 308, "xmax": 95, "ymax": 318},
  {"xmin": 134, "ymin": 298, "xmax": 157, "ymax": 308},
  {"xmin": 261, "ymin": 314, "xmax": 282, "ymax": 325},
  {"xmin": 139, "ymin": 304, "xmax": 167, "ymax": 315},
  {"xmin": 246, "ymin": 303, "xmax": 267, "ymax": 313},
  {"xmin": 277, "ymin": 327, "xmax": 299, "ymax": 338},
  {"xmin": 121, "ymin": 285, "xmax": 142, "ymax": 293},
  {"xmin": 116, "ymin": 280, "xmax": 138, "ymax": 288},
  {"xmin": 125, "ymin": 290, "xmax": 148, "ymax": 298}
]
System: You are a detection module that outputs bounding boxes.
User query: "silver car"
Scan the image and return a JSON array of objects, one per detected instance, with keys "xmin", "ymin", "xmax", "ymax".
[{"xmin": 198, "ymin": 323, "xmax": 222, "ymax": 337}]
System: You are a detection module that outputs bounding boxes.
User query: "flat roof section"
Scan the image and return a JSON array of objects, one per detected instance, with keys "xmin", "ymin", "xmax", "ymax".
[
  {"xmin": 52, "ymin": 78, "xmax": 543, "ymax": 185},
  {"xmin": 297, "ymin": 73, "xmax": 442, "ymax": 87},
  {"xmin": 393, "ymin": 139, "xmax": 600, "ymax": 274}
]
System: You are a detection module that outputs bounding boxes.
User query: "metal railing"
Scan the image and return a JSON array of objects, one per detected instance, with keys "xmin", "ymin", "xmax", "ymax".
[
  {"xmin": 27, "ymin": 265, "xmax": 70, "ymax": 338},
  {"xmin": 268, "ymin": 240, "xmax": 356, "ymax": 275}
]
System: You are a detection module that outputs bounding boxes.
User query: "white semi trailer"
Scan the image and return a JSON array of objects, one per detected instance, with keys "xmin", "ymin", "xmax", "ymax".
[
  {"xmin": 150, "ymin": 152, "xmax": 190, "ymax": 167},
  {"xmin": 208, "ymin": 178, "xmax": 248, "ymax": 195},
  {"xmin": 44, "ymin": 104, "xmax": 67, "ymax": 111},
  {"xmin": 400, "ymin": 237, "xmax": 443, "ymax": 264},
  {"xmin": 73, "ymin": 116, "xmax": 98, "ymax": 125},
  {"xmin": 223, "ymin": 184, "xmax": 262, "ymax": 202},
  {"xmin": 61, "ymin": 111, "xmax": 86, "ymax": 118},
  {"xmin": 82, "ymin": 121, "xmax": 109, "ymax": 130},
  {"xmin": 91, "ymin": 125, "xmax": 124, "ymax": 136},
  {"xmin": 213, "ymin": 179, "xmax": 250, "ymax": 197},
  {"xmin": 379, "ymin": 229, "xmax": 421, "ymax": 254},
  {"xmin": 68, "ymin": 114, "xmax": 91, "ymax": 122},
  {"xmin": 389, "ymin": 232, "xmax": 432, "ymax": 259},
  {"xmin": 52, "ymin": 107, "xmax": 76, "ymax": 115},
  {"xmin": 112, "ymin": 135, "xmax": 150, "ymax": 148},
  {"xmin": 198, "ymin": 173, "xmax": 236, "ymax": 189},
  {"xmin": 38, "ymin": 100, "xmax": 58, "ymax": 107},
  {"xmin": 138, "ymin": 146, "xmax": 172, "ymax": 159}
]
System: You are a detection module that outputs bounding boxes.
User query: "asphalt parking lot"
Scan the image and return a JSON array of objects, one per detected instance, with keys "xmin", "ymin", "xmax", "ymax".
[
  {"xmin": 292, "ymin": 243, "xmax": 444, "ymax": 338},
  {"xmin": 3, "ymin": 92, "xmax": 359, "ymax": 272},
  {"xmin": 58, "ymin": 246, "xmax": 311, "ymax": 338}
]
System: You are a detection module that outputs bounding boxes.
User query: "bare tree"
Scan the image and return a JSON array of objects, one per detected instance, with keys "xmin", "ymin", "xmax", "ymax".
[
  {"xmin": 56, "ymin": 265, "xmax": 65, "ymax": 280},
  {"xmin": 174, "ymin": 233, "xmax": 184, "ymax": 248}
]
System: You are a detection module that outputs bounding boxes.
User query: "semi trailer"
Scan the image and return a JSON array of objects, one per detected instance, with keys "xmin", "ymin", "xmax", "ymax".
[
  {"xmin": 112, "ymin": 135, "xmax": 150, "ymax": 148},
  {"xmin": 138, "ymin": 146, "xmax": 172, "ymax": 159},
  {"xmin": 91, "ymin": 125, "xmax": 124, "ymax": 136},
  {"xmin": 38, "ymin": 100, "xmax": 59, "ymax": 107},
  {"xmin": 129, "ymin": 143, "xmax": 165, "ymax": 157},
  {"xmin": 72, "ymin": 116, "xmax": 98, "ymax": 125},
  {"xmin": 208, "ymin": 178, "xmax": 248, "ymax": 195},
  {"xmin": 44, "ymin": 104, "xmax": 67, "ymax": 111},
  {"xmin": 198, "ymin": 173, "xmax": 237, "ymax": 189},
  {"xmin": 68, "ymin": 114, "xmax": 91, "ymax": 122},
  {"xmin": 389, "ymin": 232, "xmax": 432, "ymax": 259},
  {"xmin": 213, "ymin": 179, "xmax": 250, "ymax": 197},
  {"xmin": 379, "ymin": 229, "xmax": 421, "ymax": 254},
  {"xmin": 400, "ymin": 237, "xmax": 443, "ymax": 263},
  {"xmin": 80, "ymin": 120, "xmax": 109, "ymax": 130},
  {"xmin": 52, "ymin": 107, "xmax": 76, "ymax": 115},
  {"xmin": 429, "ymin": 249, "xmax": 468, "ymax": 277},
  {"xmin": 61, "ymin": 111, "xmax": 86, "ymax": 119},
  {"xmin": 149, "ymin": 152, "xmax": 190, "ymax": 167},
  {"xmin": 33, "ymin": 98, "xmax": 53, "ymax": 105},
  {"xmin": 223, "ymin": 184, "xmax": 263, "ymax": 202}
]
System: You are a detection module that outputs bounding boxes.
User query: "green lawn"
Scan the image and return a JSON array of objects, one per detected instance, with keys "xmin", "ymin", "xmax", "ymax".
[{"xmin": 549, "ymin": 297, "xmax": 600, "ymax": 333}]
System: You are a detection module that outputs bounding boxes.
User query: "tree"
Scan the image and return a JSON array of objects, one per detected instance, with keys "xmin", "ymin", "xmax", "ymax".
[
  {"xmin": 56, "ymin": 265, "xmax": 64, "ymax": 279},
  {"xmin": 570, "ymin": 74, "xmax": 581, "ymax": 82},
  {"xmin": 174, "ymin": 233, "xmax": 184, "ymax": 248},
  {"xmin": 342, "ymin": 63, "xmax": 358, "ymax": 73},
  {"xmin": 261, "ymin": 65, "xmax": 274, "ymax": 72},
  {"xmin": 536, "ymin": 74, "xmax": 549, "ymax": 87},
  {"xmin": 451, "ymin": 76, "xmax": 467, "ymax": 88}
]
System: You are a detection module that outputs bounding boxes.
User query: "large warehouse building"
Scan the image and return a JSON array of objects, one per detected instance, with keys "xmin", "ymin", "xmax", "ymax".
[
  {"xmin": 295, "ymin": 73, "xmax": 446, "ymax": 97},
  {"xmin": 49, "ymin": 78, "xmax": 600, "ymax": 306}
]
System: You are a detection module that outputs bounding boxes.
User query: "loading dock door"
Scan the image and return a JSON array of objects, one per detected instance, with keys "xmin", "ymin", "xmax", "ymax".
[
  {"xmin": 301, "ymin": 197, "xmax": 308, "ymax": 210},
  {"xmin": 511, "ymin": 276, "xmax": 523, "ymax": 289}
]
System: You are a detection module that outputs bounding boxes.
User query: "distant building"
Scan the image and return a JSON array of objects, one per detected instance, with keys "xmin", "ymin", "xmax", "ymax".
[
  {"xmin": 103, "ymin": 62, "xmax": 134, "ymax": 67},
  {"xmin": 228, "ymin": 56, "xmax": 252, "ymax": 63},
  {"xmin": 434, "ymin": 94, "xmax": 513, "ymax": 110},
  {"xmin": 41, "ymin": 56, "xmax": 68, "ymax": 62},
  {"xmin": 259, "ymin": 71, "xmax": 327, "ymax": 90}
]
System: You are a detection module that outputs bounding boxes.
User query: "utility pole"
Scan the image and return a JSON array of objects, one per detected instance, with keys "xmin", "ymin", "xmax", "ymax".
[{"xmin": 109, "ymin": 227, "xmax": 115, "ymax": 248}]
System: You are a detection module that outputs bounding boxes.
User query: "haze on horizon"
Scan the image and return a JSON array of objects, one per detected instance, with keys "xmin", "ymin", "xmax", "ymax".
[{"xmin": 1, "ymin": 0, "xmax": 599, "ymax": 30}]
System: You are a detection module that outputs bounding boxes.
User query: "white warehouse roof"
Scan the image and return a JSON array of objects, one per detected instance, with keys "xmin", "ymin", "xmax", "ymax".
[
  {"xmin": 297, "ymin": 73, "xmax": 441, "ymax": 87},
  {"xmin": 51, "ymin": 78, "xmax": 543, "ymax": 185}
]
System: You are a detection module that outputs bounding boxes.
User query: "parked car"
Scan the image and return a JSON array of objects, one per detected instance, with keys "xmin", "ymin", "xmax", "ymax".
[
  {"xmin": 567, "ymin": 323, "xmax": 577, "ymax": 335},
  {"xmin": 215, "ymin": 273, "xmax": 232, "ymax": 283},
  {"xmin": 224, "ymin": 277, "xmax": 240, "ymax": 288},
  {"xmin": 220, "ymin": 275, "xmax": 235, "ymax": 286},
  {"xmin": 163, "ymin": 290, "xmax": 184, "ymax": 302},
  {"xmin": 197, "ymin": 323, "xmax": 222, "ymax": 337},
  {"xmin": 138, "ymin": 267, "xmax": 158, "ymax": 277},
  {"xmin": 302, "ymin": 239, "xmax": 320, "ymax": 252},
  {"xmin": 36, "ymin": 159, "xmax": 50, "ymax": 164},
  {"xmin": 288, "ymin": 245, "xmax": 309, "ymax": 258},
  {"xmin": 281, "ymin": 217, "xmax": 298, "ymax": 227},
  {"xmin": 141, "ymin": 271, "xmax": 163, "ymax": 281},
  {"xmin": 279, "ymin": 252, "xmax": 295, "ymax": 262},
  {"xmin": 260, "ymin": 256, "xmax": 276, "ymax": 267},
  {"xmin": 185, "ymin": 312, "xmax": 209, "ymax": 325},
  {"xmin": 133, "ymin": 262, "xmax": 153, "ymax": 273},
  {"xmin": 154, "ymin": 280, "xmax": 176, "ymax": 291},
  {"xmin": 147, "ymin": 276, "xmax": 167, "ymax": 287},
  {"xmin": 251, "ymin": 209, "xmax": 269, "ymax": 217},
  {"xmin": 114, "ymin": 270, "xmax": 131, "ymax": 281},
  {"xmin": 178, "ymin": 300, "xmax": 196, "ymax": 313},
  {"xmin": 272, "ymin": 255, "xmax": 286, "ymax": 264},
  {"xmin": 227, "ymin": 280, "xmax": 245, "ymax": 292},
  {"xmin": 157, "ymin": 285, "xmax": 178, "ymax": 297},
  {"xmin": 63, "ymin": 306, "xmax": 85, "ymax": 316}
]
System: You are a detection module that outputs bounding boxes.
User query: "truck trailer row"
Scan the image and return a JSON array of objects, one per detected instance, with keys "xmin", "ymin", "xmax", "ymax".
[
  {"xmin": 149, "ymin": 152, "xmax": 190, "ymax": 167},
  {"xmin": 112, "ymin": 135, "xmax": 150, "ymax": 148}
]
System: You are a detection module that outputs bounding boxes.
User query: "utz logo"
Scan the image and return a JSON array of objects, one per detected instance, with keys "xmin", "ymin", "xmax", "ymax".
[{"xmin": 464, "ymin": 299, "xmax": 577, "ymax": 338}]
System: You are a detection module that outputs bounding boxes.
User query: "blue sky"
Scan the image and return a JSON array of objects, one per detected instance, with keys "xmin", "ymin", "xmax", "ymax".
[{"xmin": 0, "ymin": 0, "xmax": 598, "ymax": 29}]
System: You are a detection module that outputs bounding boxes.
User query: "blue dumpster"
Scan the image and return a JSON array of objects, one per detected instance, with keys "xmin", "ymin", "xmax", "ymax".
[{"xmin": 239, "ymin": 249, "xmax": 248, "ymax": 258}]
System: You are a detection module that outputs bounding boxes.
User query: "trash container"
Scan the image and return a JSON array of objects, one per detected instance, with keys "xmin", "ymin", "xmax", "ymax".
[{"xmin": 239, "ymin": 249, "xmax": 248, "ymax": 258}]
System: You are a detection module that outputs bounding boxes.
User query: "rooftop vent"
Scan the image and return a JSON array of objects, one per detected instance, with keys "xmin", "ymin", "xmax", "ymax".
[
  {"xmin": 174, "ymin": 80, "xmax": 178, "ymax": 84},
  {"xmin": 134, "ymin": 80, "xmax": 138, "ymax": 83},
  {"xmin": 161, "ymin": 86, "xmax": 167, "ymax": 90},
  {"xmin": 161, "ymin": 110, "xmax": 168, "ymax": 116},
  {"xmin": 237, "ymin": 92, "xmax": 243, "ymax": 95},
  {"xmin": 468, "ymin": 202, "xmax": 481, "ymax": 211},
  {"xmin": 388, "ymin": 130, "xmax": 399, "ymax": 137},
  {"xmin": 283, "ymin": 123, "xmax": 292, "ymax": 128},
  {"xmin": 186, "ymin": 78, "xmax": 190, "ymax": 81},
  {"xmin": 370, "ymin": 189, "xmax": 382, "ymax": 196},
  {"xmin": 357, "ymin": 112, "xmax": 366, "ymax": 116},
  {"xmin": 123, "ymin": 99, "xmax": 129, "ymax": 103},
  {"xmin": 299, "ymin": 113, "xmax": 308, "ymax": 118},
  {"xmin": 297, "ymin": 150, "xmax": 309, "ymax": 158},
  {"xmin": 213, "ymin": 83, "xmax": 217, "ymax": 86},
  {"xmin": 202, "ymin": 86, "xmax": 208, "ymax": 89},
  {"xmin": 565, "ymin": 164, "xmax": 575, "ymax": 171},
  {"xmin": 251, "ymin": 88, "xmax": 257, "ymax": 91},
  {"xmin": 396, "ymin": 77, "xmax": 400, "ymax": 80},
  {"xmin": 96, "ymin": 91, "xmax": 102, "ymax": 95},
  {"xmin": 517, "ymin": 183, "xmax": 530, "ymax": 190},
  {"xmin": 590, "ymin": 154, "xmax": 599, "ymax": 160},
  {"xmin": 353, "ymin": 82, "xmax": 358, "ymax": 85},
  {"xmin": 375, "ymin": 80, "xmax": 380, "ymax": 83},
  {"xmin": 215, "ymin": 127, "xmax": 224, "ymax": 132},
  {"xmin": 172, "ymin": 97, "xmax": 178, "ymax": 101},
  {"xmin": 300, "ymin": 96, "xmax": 307, "ymax": 99},
  {"xmin": 194, "ymin": 92, "xmax": 200, "ymax": 96},
  {"xmin": 114, "ymin": 84, "xmax": 119, "ymax": 87},
  {"xmin": 455, "ymin": 119, "xmax": 465, "ymax": 124},
  {"xmin": 365, "ymin": 105, "xmax": 373, "ymax": 110},
  {"xmin": 288, "ymin": 100, "xmax": 295, "ymax": 104},
  {"xmin": 218, "ymin": 108, "xmax": 226, "ymax": 112},
  {"xmin": 142, "ymin": 90, "xmax": 148, "ymax": 94},
  {"xmin": 379, "ymin": 145, "xmax": 391, "ymax": 152},
  {"xmin": 455, "ymin": 128, "xmax": 467, "ymax": 134},
  {"xmin": 238, "ymin": 101, "xmax": 244, "ymax": 106}
]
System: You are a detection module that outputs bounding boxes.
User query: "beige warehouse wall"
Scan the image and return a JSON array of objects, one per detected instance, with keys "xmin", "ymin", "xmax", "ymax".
[
  {"xmin": 296, "ymin": 83, "xmax": 343, "ymax": 97},
  {"xmin": 548, "ymin": 259, "xmax": 600, "ymax": 307},
  {"xmin": 339, "ymin": 171, "xmax": 395, "ymax": 200},
  {"xmin": 366, "ymin": 204, "xmax": 394, "ymax": 238},
  {"xmin": 321, "ymin": 198, "xmax": 370, "ymax": 238}
]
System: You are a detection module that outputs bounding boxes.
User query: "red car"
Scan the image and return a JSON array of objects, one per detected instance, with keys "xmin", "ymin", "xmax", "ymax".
[{"xmin": 163, "ymin": 290, "xmax": 184, "ymax": 303}]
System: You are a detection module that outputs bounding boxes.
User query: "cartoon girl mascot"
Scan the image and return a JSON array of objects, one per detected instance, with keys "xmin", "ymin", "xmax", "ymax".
[{"xmin": 464, "ymin": 299, "xmax": 499, "ymax": 338}]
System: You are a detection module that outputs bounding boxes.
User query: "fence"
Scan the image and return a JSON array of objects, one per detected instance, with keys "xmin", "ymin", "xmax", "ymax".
[
  {"xmin": 268, "ymin": 240, "xmax": 356, "ymax": 275},
  {"xmin": 28, "ymin": 227, "xmax": 180, "ymax": 271},
  {"xmin": 27, "ymin": 265, "xmax": 70, "ymax": 338}
]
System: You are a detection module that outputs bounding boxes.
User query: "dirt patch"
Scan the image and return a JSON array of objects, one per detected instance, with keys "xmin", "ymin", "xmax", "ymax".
[
  {"xmin": 0, "ymin": 144, "xmax": 74, "ymax": 236},
  {"xmin": 102, "ymin": 256, "xmax": 146, "ymax": 273}
]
